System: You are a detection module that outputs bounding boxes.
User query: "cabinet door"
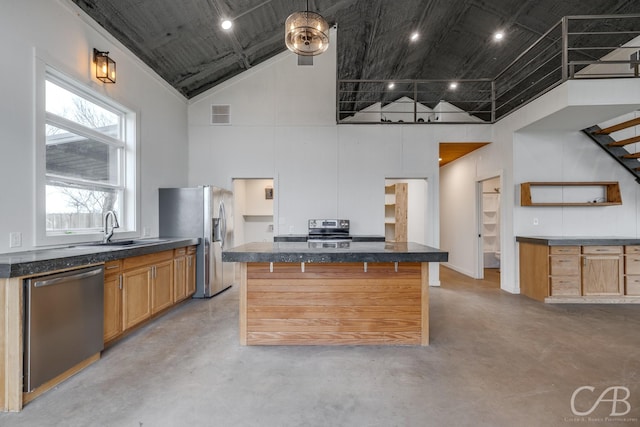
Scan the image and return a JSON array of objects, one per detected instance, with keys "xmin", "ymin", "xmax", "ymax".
[
  {"xmin": 174, "ymin": 256, "xmax": 187, "ymax": 302},
  {"xmin": 152, "ymin": 260, "xmax": 174, "ymax": 314},
  {"xmin": 123, "ymin": 267, "xmax": 152, "ymax": 329},
  {"xmin": 186, "ymin": 253, "xmax": 196, "ymax": 296},
  {"xmin": 582, "ymin": 255, "xmax": 623, "ymax": 296},
  {"xmin": 104, "ymin": 273, "xmax": 122, "ymax": 342}
]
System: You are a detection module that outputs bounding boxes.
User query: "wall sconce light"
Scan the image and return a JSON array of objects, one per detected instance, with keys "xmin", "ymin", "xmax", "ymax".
[{"xmin": 93, "ymin": 48, "xmax": 116, "ymax": 83}]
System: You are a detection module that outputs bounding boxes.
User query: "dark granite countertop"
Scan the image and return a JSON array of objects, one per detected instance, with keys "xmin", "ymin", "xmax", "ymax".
[
  {"xmin": 274, "ymin": 235, "xmax": 386, "ymax": 242},
  {"xmin": 0, "ymin": 238, "xmax": 200, "ymax": 278},
  {"xmin": 516, "ymin": 236, "xmax": 640, "ymax": 246},
  {"xmin": 222, "ymin": 241, "xmax": 448, "ymax": 263}
]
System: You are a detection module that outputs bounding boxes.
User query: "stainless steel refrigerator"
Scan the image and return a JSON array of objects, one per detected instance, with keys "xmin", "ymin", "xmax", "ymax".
[{"xmin": 159, "ymin": 186, "xmax": 234, "ymax": 298}]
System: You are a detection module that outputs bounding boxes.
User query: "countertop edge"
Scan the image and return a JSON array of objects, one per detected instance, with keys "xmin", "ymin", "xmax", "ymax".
[
  {"xmin": 0, "ymin": 238, "xmax": 200, "ymax": 278},
  {"xmin": 516, "ymin": 236, "xmax": 640, "ymax": 246}
]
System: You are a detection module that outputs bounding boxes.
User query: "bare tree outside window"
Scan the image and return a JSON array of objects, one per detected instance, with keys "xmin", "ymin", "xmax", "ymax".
[{"xmin": 45, "ymin": 78, "xmax": 124, "ymax": 234}]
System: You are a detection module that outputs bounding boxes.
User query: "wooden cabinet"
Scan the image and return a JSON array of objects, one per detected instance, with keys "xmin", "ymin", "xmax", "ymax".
[
  {"xmin": 624, "ymin": 246, "xmax": 640, "ymax": 295},
  {"xmin": 122, "ymin": 266, "xmax": 152, "ymax": 330},
  {"xmin": 103, "ymin": 260, "xmax": 123, "ymax": 343},
  {"xmin": 174, "ymin": 246, "xmax": 197, "ymax": 302},
  {"xmin": 174, "ymin": 247, "xmax": 187, "ymax": 302},
  {"xmin": 385, "ymin": 183, "xmax": 407, "ymax": 242},
  {"xmin": 548, "ymin": 246, "xmax": 580, "ymax": 296},
  {"xmin": 582, "ymin": 246, "xmax": 623, "ymax": 296},
  {"xmin": 105, "ymin": 246, "xmax": 196, "ymax": 343},
  {"xmin": 186, "ymin": 246, "xmax": 196, "ymax": 296},
  {"xmin": 122, "ymin": 250, "xmax": 174, "ymax": 330},
  {"xmin": 152, "ymin": 260, "xmax": 174, "ymax": 313},
  {"xmin": 519, "ymin": 242, "xmax": 630, "ymax": 302}
]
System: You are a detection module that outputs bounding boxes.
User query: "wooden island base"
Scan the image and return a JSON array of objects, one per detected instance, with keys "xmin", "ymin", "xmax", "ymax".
[{"xmin": 239, "ymin": 262, "xmax": 429, "ymax": 346}]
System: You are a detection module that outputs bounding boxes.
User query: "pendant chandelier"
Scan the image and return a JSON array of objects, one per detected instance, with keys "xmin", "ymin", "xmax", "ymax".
[{"xmin": 285, "ymin": 1, "xmax": 329, "ymax": 56}]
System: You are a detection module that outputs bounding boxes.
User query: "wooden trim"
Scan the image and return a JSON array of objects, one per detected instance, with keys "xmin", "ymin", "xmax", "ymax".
[
  {"xmin": 594, "ymin": 117, "xmax": 640, "ymax": 135},
  {"xmin": 608, "ymin": 135, "xmax": 640, "ymax": 147},
  {"xmin": 421, "ymin": 263, "xmax": 429, "ymax": 346},
  {"xmin": 1, "ymin": 278, "xmax": 23, "ymax": 412},
  {"xmin": 22, "ymin": 353, "xmax": 100, "ymax": 406},
  {"xmin": 239, "ymin": 263, "xmax": 247, "ymax": 346},
  {"xmin": 519, "ymin": 242, "xmax": 550, "ymax": 302}
]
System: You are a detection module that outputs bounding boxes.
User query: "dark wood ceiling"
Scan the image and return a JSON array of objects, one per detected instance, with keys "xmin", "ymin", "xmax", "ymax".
[{"xmin": 71, "ymin": 0, "xmax": 640, "ymax": 99}]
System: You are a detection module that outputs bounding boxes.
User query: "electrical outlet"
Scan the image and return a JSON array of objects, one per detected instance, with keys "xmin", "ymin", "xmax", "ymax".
[
  {"xmin": 288, "ymin": 225, "xmax": 295, "ymax": 234},
  {"xmin": 143, "ymin": 226, "xmax": 151, "ymax": 237},
  {"xmin": 533, "ymin": 218, "xmax": 539, "ymax": 226},
  {"xmin": 9, "ymin": 232, "xmax": 22, "ymax": 248}
]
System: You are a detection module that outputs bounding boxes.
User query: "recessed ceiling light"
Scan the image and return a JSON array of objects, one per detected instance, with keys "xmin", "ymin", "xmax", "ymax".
[
  {"xmin": 410, "ymin": 32, "xmax": 419, "ymax": 42},
  {"xmin": 388, "ymin": 82, "xmax": 395, "ymax": 89},
  {"xmin": 221, "ymin": 19, "xmax": 233, "ymax": 30},
  {"xmin": 449, "ymin": 82, "xmax": 458, "ymax": 90},
  {"xmin": 493, "ymin": 31, "xmax": 504, "ymax": 41}
]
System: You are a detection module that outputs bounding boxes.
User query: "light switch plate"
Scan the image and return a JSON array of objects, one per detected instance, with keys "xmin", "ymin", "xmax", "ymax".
[{"xmin": 9, "ymin": 232, "xmax": 22, "ymax": 248}]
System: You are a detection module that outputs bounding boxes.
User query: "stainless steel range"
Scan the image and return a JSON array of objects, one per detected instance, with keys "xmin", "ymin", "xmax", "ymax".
[{"xmin": 307, "ymin": 219, "xmax": 351, "ymax": 248}]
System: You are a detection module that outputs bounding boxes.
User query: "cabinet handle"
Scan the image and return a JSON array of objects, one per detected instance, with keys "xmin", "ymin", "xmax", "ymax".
[
  {"xmin": 106, "ymin": 264, "xmax": 120, "ymax": 270},
  {"xmin": 188, "ymin": 257, "xmax": 192, "ymax": 267},
  {"xmin": 152, "ymin": 265, "xmax": 156, "ymax": 278},
  {"xmin": 119, "ymin": 275, "xmax": 123, "ymax": 290}
]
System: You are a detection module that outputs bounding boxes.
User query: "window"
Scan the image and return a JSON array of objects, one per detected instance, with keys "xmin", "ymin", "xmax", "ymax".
[{"xmin": 36, "ymin": 66, "xmax": 137, "ymax": 244}]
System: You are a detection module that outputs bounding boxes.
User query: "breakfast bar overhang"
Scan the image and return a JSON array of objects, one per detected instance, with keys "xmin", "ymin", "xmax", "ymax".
[{"xmin": 222, "ymin": 242, "xmax": 448, "ymax": 346}]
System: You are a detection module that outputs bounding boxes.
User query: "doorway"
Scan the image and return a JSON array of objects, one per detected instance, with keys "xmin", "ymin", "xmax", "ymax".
[
  {"xmin": 232, "ymin": 178, "xmax": 274, "ymax": 245},
  {"xmin": 477, "ymin": 176, "xmax": 501, "ymax": 284}
]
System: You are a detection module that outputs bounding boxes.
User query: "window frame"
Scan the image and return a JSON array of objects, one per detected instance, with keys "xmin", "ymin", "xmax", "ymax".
[{"xmin": 35, "ymin": 59, "xmax": 139, "ymax": 246}]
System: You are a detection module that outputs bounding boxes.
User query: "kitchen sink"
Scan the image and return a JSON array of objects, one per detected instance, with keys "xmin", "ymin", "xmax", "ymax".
[{"xmin": 75, "ymin": 239, "xmax": 169, "ymax": 248}]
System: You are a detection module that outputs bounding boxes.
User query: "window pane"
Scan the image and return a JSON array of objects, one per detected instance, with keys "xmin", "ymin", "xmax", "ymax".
[
  {"xmin": 46, "ymin": 184, "xmax": 121, "ymax": 232},
  {"xmin": 46, "ymin": 125, "xmax": 120, "ymax": 184},
  {"xmin": 46, "ymin": 80, "xmax": 121, "ymax": 139}
]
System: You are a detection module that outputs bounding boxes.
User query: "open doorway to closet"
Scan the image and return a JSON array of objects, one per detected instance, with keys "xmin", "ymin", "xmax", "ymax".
[
  {"xmin": 477, "ymin": 176, "xmax": 501, "ymax": 285},
  {"xmin": 232, "ymin": 178, "xmax": 274, "ymax": 245}
]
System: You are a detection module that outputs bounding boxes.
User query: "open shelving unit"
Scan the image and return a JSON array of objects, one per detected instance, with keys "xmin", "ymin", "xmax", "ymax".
[
  {"xmin": 520, "ymin": 181, "xmax": 622, "ymax": 207},
  {"xmin": 385, "ymin": 183, "xmax": 408, "ymax": 242}
]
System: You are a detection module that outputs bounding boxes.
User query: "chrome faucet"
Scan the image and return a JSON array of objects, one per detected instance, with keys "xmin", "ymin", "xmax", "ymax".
[{"xmin": 103, "ymin": 210, "xmax": 120, "ymax": 243}]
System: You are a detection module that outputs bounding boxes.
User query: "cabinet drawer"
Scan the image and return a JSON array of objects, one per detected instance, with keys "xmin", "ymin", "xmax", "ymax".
[
  {"xmin": 187, "ymin": 245, "xmax": 197, "ymax": 255},
  {"xmin": 123, "ymin": 250, "xmax": 174, "ymax": 270},
  {"xmin": 549, "ymin": 256, "xmax": 580, "ymax": 276},
  {"xmin": 626, "ymin": 255, "xmax": 640, "ymax": 275},
  {"xmin": 104, "ymin": 259, "xmax": 122, "ymax": 274},
  {"xmin": 582, "ymin": 245, "xmax": 622, "ymax": 255},
  {"xmin": 550, "ymin": 277, "xmax": 581, "ymax": 296},
  {"xmin": 626, "ymin": 276, "xmax": 640, "ymax": 296},
  {"xmin": 550, "ymin": 246, "xmax": 580, "ymax": 255},
  {"xmin": 174, "ymin": 247, "xmax": 187, "ymax": 256},
  {"xmin": 625, "ymin": 245, "xmax": 640, "ymax": 254}
]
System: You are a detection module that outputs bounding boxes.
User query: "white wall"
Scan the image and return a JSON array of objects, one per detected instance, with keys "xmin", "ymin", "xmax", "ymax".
[
  {"xmin": 188, "ymin": 29, "xmax": 492, "ymax": 285},
  {"xmin": 440, "ymin": 78, "xmax": 640, "ymax": 294},
  {"xmin": 0, "ymin": 0, "xmax": 188, "ymax": 252}
]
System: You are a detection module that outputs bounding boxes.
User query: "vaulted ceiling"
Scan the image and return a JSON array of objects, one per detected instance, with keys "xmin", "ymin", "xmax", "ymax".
[{"xmin": 72, "ymin": 0, "xmax": 640, "ymax": 100}]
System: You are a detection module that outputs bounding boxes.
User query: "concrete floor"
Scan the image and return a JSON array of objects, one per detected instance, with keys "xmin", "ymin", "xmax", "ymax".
[{"xmin": 2, "ymin": 266, "xmax": 640, "ymax": 426}]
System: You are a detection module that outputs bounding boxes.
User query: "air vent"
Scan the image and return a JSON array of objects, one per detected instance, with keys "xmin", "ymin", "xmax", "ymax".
[{"xmin": 211, "ymin": 105, "xmax": 230, "ymax": 125}]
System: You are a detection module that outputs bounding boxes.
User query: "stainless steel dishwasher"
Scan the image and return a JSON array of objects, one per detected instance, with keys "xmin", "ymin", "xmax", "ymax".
[{"xmin": 24, "ymin": 265, "xmax": 104, "ymax": 392}]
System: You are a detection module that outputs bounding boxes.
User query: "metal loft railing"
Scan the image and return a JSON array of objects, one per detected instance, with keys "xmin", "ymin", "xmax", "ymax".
[{"xmin": 336, "ymin": 14, "xmax": 640, "ymax": 124}]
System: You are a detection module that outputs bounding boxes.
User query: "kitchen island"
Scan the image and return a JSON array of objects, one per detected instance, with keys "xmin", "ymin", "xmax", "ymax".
[{"xmin": 222, "ymin": 241, "xmax": 448, "ymax": 346}]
